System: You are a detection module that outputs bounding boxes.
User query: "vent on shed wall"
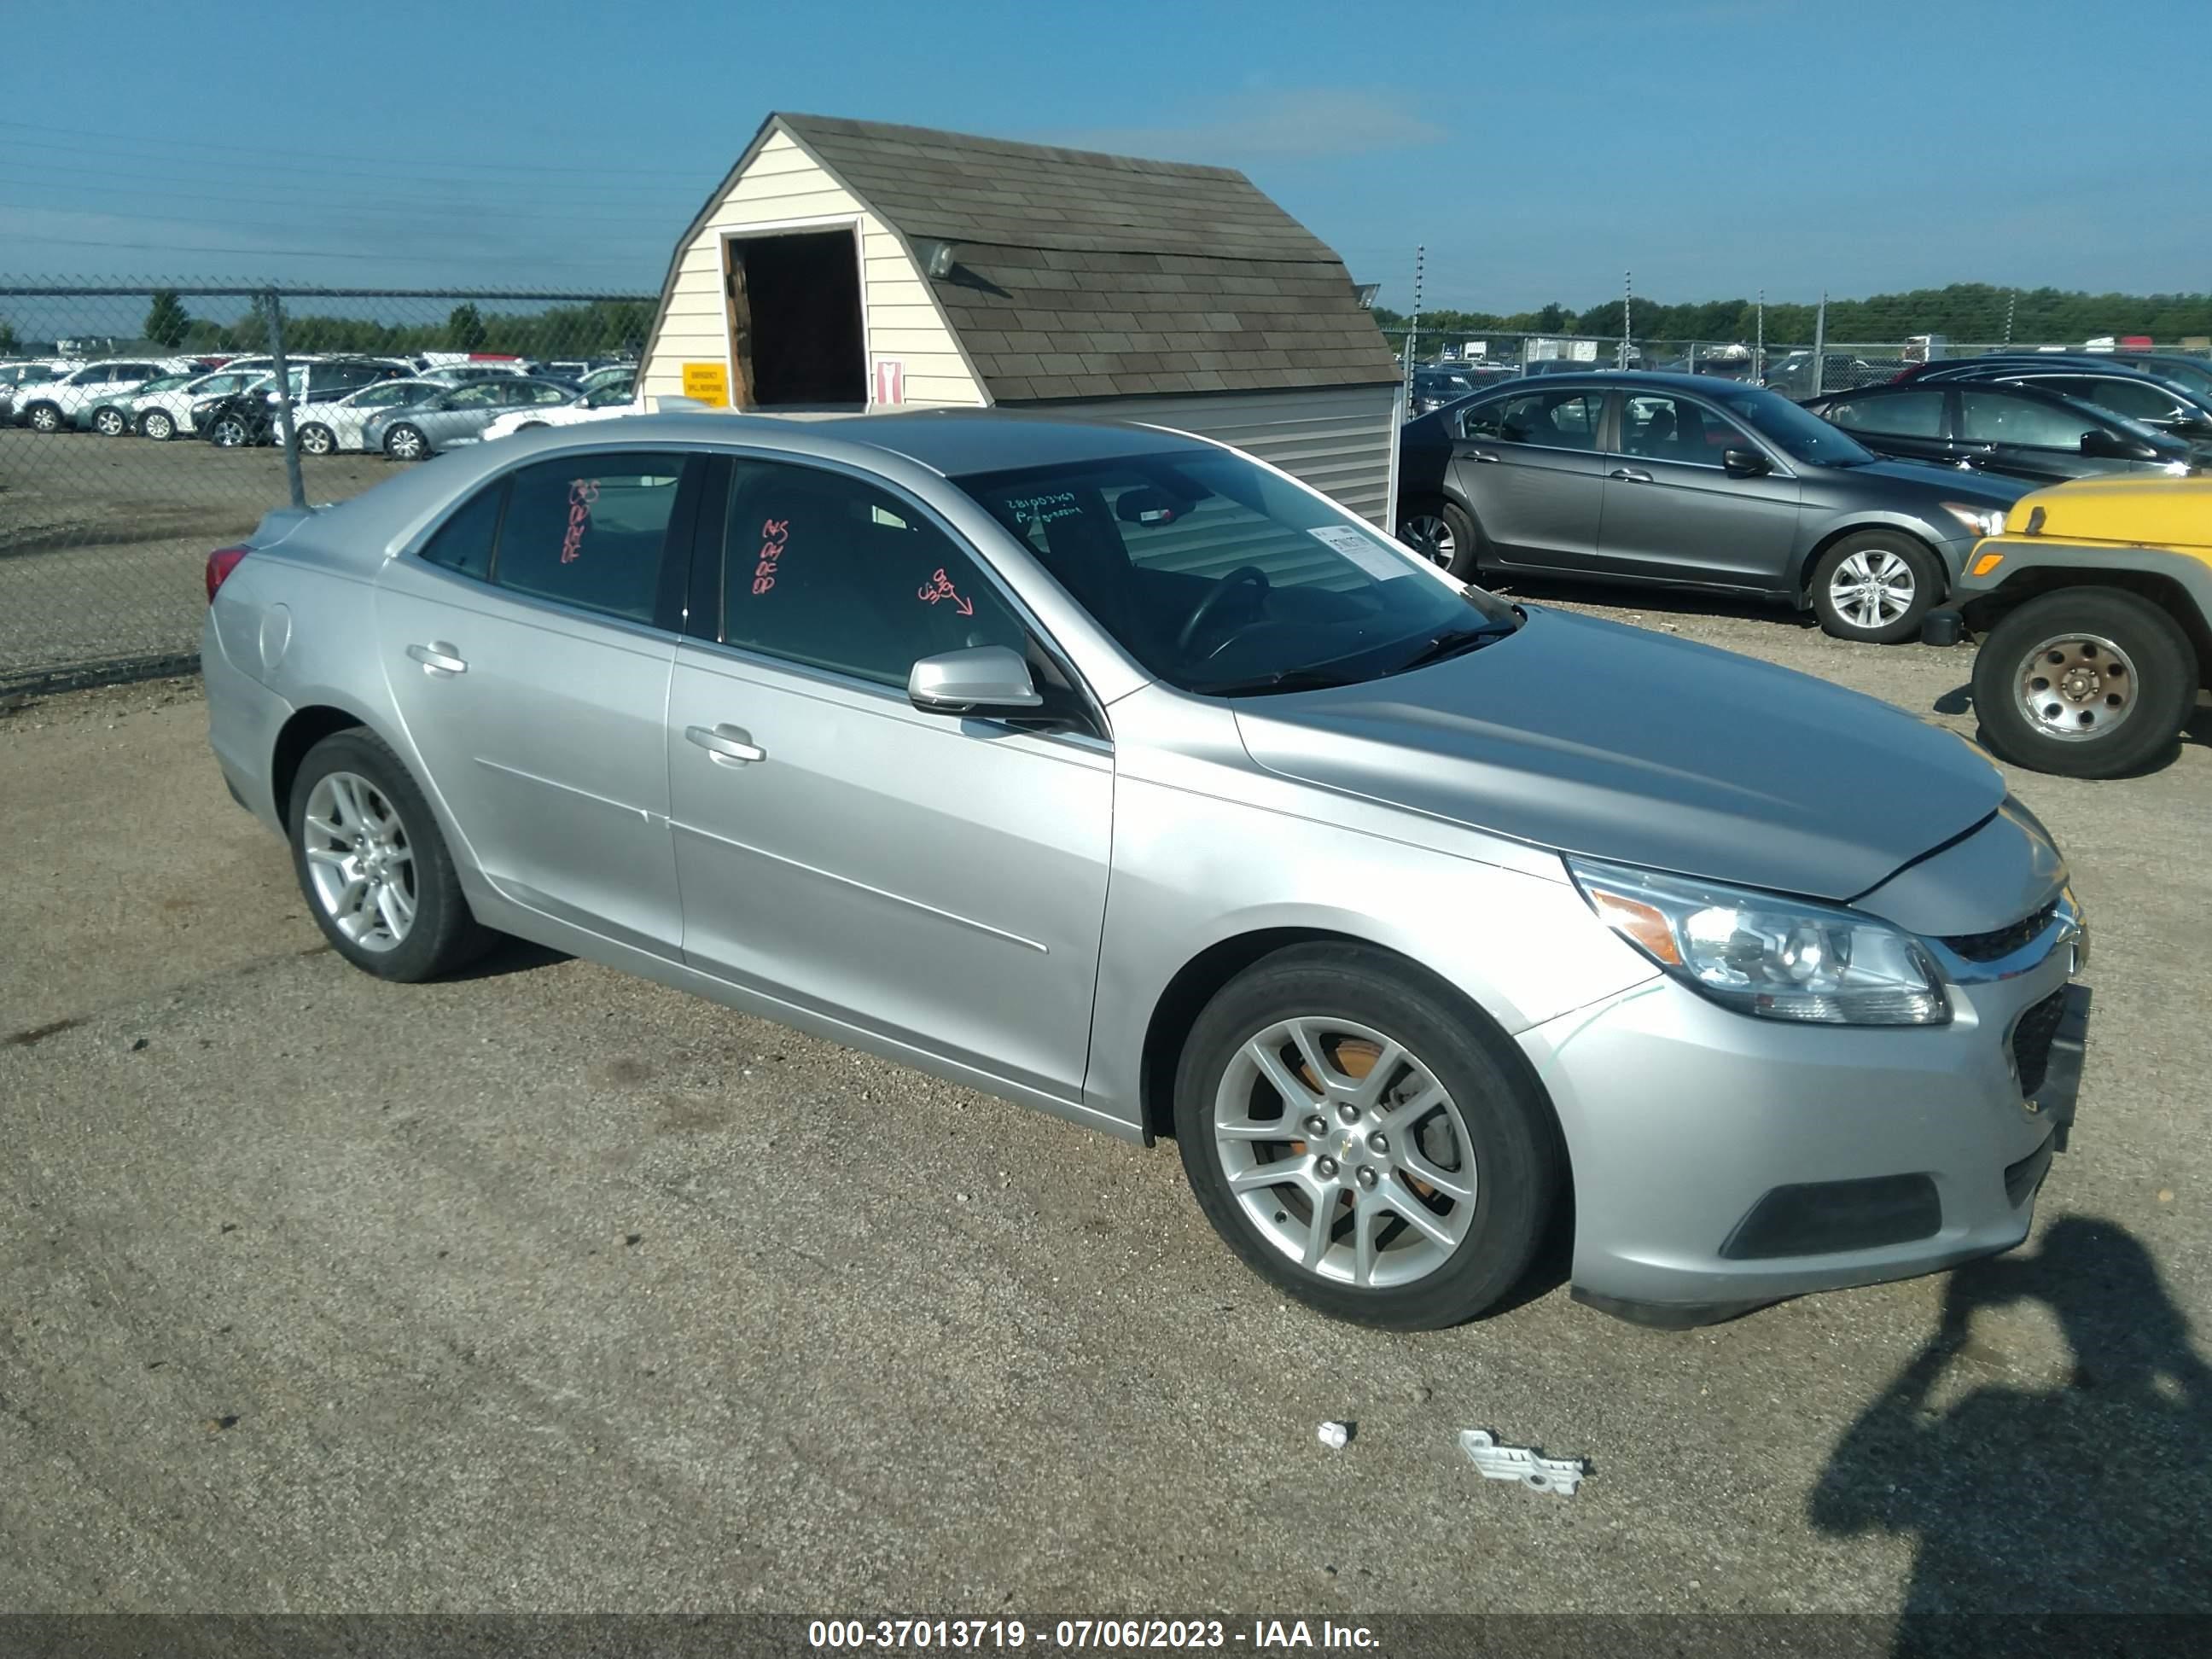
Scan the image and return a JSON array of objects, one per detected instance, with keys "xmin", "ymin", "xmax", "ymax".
[{"xmin": 725, "ymin": 229, "xmax": 865, "ymax": 407}]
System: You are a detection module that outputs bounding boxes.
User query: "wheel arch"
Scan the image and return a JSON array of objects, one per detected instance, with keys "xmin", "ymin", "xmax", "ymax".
[
  {"xmin": 1136, "ymin": 926, "xmax": 1565, "ymax": 1162},
  {"xmin": 1963, "ymin": 568, "xmax": 2212, "ymax": 689},
  {"xmin": 1790, "ymin": 516, "xmax": 1948, "ymax": 608},
  {"xmin": 270, "ymin": 701, "xmax": 384, "ymax": 823}
]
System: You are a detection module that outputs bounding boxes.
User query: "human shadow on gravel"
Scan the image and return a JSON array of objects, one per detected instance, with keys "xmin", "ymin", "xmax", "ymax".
[{"xmin": 1810, "ymin": 1217, "xmax": 2212, "ymax": 1650}]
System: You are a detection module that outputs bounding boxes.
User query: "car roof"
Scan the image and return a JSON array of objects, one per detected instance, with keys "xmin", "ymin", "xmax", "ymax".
[{"xmin": 1464, "ymin": 370, "xmax": 1749, "ymax": 395}]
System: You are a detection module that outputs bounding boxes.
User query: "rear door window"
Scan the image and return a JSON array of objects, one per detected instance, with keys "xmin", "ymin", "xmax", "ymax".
[
  {"xmin": 1464, "ymin": 389, "xmax": 1604, "ymax": 450},
  {"xmin": 491, "ymin": 454, "xmax": 688, "ymax": 624},
  {"xmin": 1823, "ymin": 390, "xmax": 1945, "ymax": 437},
  {"xmin": 1957, "ymin": 391, "xmax": 2098, "ymax": 450}
]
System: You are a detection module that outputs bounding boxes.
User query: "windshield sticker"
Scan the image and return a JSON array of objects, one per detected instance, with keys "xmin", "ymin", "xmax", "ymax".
[
  {"xmin": 1309, "ymin": 523, "xmax": 1412, "ymax": 579},
  {"xmin": 752, "ymin": 516, "xmax": 789, "ymax": 595},
  {"xmin": 1007, "ymin": 490, "xmax": 1080, "ymax": 527},
  {"xmin": 559, "ymin": 479, "xmax": 598, "ymax": 564},
  {"xmin": 918, "ymin": 567, "xmax": 975, "ymax": 617}
]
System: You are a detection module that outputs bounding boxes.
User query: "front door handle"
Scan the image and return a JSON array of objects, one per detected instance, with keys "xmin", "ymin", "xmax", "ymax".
[
  {"xmin": 1463, "ymin": 449, "xmax": 1499, "ymax": 463},
  {"xmin": 406, "ymin": 641, "xmax": 467, "ymax": 676},
  {"xmin": 686, "ymin": 723, "xmax": 766, "ymax": 765},
  {"xmin": 1609, "ymin": 467, "xmax": 1654, "ymax": 482}
]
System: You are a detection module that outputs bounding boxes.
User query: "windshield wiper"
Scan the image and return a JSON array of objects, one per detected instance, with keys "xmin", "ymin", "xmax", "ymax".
[
  {"xmin": 1386, "ymin": 619, "xmax": 1518, "ymax": 675},
  {"xmin": 1187, "ymin": 665, "xmax": 1371, "ymax": 697}
]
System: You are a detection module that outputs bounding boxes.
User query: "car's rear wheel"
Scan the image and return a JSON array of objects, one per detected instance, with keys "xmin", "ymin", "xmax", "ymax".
[
  {"xmin": 25, "ymin": 402, "xmax": 61, "ymax": 434},
  {"xmin": 209, "ymin": 414, "xmax": 251, "ymax": 448},
  {"xmin": 141, "ymin": 408, "xmax": 175, "ymax": 440},
  {"xmin": 296, "ymin": 422, "xmax": 335, "ymax": 455},
  {"xmin": 1397, "ymin": 498, "xmax": 1481, "ymax": 579},
  {"xmin": 1173, "ymin": 943, "xmax": 1559, "ymax": 1330},
  {"xmin": 384, "ymin": 422, "xmax": 427, "ymax": 461},
  {"xmin": 1811, "ymin": 531, "xmax": 1941, "ymax": 643},
  {"xmin": 1971, "ymin": 587, "xmax": 2197, "ymax": 779},
  {"xmin": 92, "ymin": 405, "xmax": 127, "ymax": 437},
  {"xmin": 288, "ymin": 729, "xmax": 496, "ymax": 981}
]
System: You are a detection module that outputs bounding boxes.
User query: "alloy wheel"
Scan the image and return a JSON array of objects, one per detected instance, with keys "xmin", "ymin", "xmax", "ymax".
[
  {"xmin": 1400, "ymin": 514, "xmax": 1457, "ymax": 569},
  {"xmin": 300, "ymin": 771, "xmax": 417, "ymax": 952},
  {"xmin": 299, "ymin": 424, "xmax": 334, "ymax": 455},
  {"xmin": 387, "ymin": 426, "xmax": 425, "ymax": 460},
  {"xmin": 2014, "ymin": 632, "xmax": 2139, "ymax": 742},
  {"xmin": 28, "ymin": 405, "xmax": 59, "ymax": 433},
  {"xmin": 212, "ymin": 416, "xmax": 248, "ymax": 448},
  {"xmin": 94, "ymin": 408, "xmax": 125, "ymax": 436},
  {"xmin": 143, "ymin": 410, "xmax": 173, "ymax": 440},
  {"xmin": 1213, "ymin": 1016, "xmax": 1477, "ymax": 1289},
  {"xmin": 1827, "ymin": 547, "xmax": 1916, "ymax": 630}
]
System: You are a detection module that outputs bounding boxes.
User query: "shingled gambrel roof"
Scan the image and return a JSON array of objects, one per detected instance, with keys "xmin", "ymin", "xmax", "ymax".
[{"xmin": 664, "ymin": 114, "xmax": 1400, "ymax": 404}]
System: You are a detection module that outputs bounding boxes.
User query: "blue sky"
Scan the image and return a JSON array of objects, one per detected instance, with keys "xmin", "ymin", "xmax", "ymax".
[{"xmin": 3, "ymin": 0, "xmax": 2204, "ymax": 313}]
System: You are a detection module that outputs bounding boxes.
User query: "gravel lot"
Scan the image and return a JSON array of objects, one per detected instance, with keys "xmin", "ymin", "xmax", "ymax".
[{"xmin": 3, "ymin": 593, "xmax": 2208, "ymax": 1620}]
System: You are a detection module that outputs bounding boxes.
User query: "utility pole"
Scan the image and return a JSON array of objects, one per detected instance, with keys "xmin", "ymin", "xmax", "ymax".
[
  {"xmin": 1755, "ymin": 288, "xmax": 1765, "ymax": 382},
  {"xmin": 1404, "ymin": 244, "xmax": 1424, "ymax": 399},
  {"xmin": 1810, "ymin": 290, "xmax": 1828, "ymax": 399},
  {"xmin": 264, "ymin": 288, "xmax": 306, "ymax": 511},
  {"xmin": 1620, "ymin": 270, "xmax": 1632, "ymax": 370}
]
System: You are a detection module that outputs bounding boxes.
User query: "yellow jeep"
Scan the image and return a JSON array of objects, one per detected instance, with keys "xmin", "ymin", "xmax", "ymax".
[{"xmin": 1931, "ymin": 477, "xmax": 2211, "ymax": 777}]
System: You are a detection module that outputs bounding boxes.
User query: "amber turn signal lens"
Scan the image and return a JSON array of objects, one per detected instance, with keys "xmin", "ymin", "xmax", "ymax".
[
  {"xmin": 1588, "ymin": 888, "xmax": 1683, "ymax": 966},
  {"xmin": 1970, "ymin": 552, "xmax": 2004, "ymax": 577}
]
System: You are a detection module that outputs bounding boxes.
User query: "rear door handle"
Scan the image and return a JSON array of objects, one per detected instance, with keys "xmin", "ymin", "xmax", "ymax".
[
  {"xmin": 1464, "ymin": 449, "xmax": 1499, "ymax": 463},
  {"xmin": 406, "ymin": 641, "xmax": 467, "ymax": 676},
  {"xmin": 1610, "ymin": 467, "xmax": 1653, "ymax": 482},
  {"xmin": 685, "ymin": 723, "xmax": 766, "ymax": 765}
]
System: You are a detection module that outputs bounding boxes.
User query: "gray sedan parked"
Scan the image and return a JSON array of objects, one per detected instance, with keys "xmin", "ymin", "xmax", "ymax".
[
  {"xmin": 201, "ymin": 413, "xmax": 2089, "ymax": 1331},
  {"xmin": 361, "ymin": 376, "xmax": 576, "ymax": 459}
]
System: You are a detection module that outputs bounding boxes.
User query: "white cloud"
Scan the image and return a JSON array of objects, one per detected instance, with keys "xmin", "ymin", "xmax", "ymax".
[{"xmin": 1051, "ymin": 87, "xmax": 1446, "ymax": 165}]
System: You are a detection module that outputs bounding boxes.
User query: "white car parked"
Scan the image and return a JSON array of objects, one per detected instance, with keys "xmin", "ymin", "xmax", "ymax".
[
  {"xmin": 130, "ymin": 365, "xmax": 274, "ymax": 440},
  {"xmin": 13, "ymin": 357, "xmax": 195, "ymax": 433},
  {"xmin": 474, "ymin": 380, "xmax": 699, "ymax": 445},
  {"xmin": 290, "ymin": 378, "xmax": 447, "ymax": 454}
]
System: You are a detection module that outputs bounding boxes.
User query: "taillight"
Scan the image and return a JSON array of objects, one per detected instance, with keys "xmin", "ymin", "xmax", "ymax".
[{"xmin": 205, "ymin": 544, "xmax": 250, "ymax": 602}]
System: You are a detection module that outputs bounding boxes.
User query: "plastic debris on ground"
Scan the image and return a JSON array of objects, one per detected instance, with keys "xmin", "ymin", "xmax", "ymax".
[
  {"xmin": 1458, "ymin": 1428, "xmax": 1588, "ymax": 1495},
  {"xmin": 1316, "ymin": 1420, "xmax": 1353, "ymax": 1451}
]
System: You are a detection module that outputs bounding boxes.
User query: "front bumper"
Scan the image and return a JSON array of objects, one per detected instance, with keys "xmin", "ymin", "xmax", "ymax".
[{"xmin": 1521, "ymin": 936, "xmax": 2085, "ymax": 1327}]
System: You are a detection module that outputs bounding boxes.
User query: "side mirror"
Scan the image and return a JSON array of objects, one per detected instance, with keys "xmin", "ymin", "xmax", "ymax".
[
  {"xmin": 2170, "ymin": 416, "xmax": 2212, "ymax": 441},
  {"xmin": 2079, "ymin": 428, "xmax": 2153, "ymax": 460},
  {"xmin": 907, "ymin": 645, "xmax": 1042, "ymax": 715},
  {"xmin": 1721, "ymin": 447, "xmax": 1770, "ymax": 477}
]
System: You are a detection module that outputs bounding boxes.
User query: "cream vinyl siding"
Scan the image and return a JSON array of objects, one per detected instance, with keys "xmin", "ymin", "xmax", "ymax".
[
  {"xmin": 1075, "ymin": 383, "xmax": 1400, "ymax": 527},
  {"xmin": 641, "ymin": 131, "xmax": 983, "ymax": 408}
]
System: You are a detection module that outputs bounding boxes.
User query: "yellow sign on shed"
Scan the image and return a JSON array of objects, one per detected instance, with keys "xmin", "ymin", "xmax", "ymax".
[{"xmin": 681, "ymin": 362, "xmax": 731, "ymax": 407}]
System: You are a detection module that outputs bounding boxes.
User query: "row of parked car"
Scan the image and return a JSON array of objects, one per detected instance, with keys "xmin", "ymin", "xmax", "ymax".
[
  {"xmin": 1392, "ymin": 368, "xmax": 2210, "ymax": 778},
  {"xmin": 0, "ymin": 352, "xmax": 639, "ymax": 457}
]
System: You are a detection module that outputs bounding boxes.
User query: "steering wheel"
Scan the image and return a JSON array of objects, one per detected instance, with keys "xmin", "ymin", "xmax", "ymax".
[{"xmin": 1175, "ymin": 564, "xmax": 1272, "ymax": 658}]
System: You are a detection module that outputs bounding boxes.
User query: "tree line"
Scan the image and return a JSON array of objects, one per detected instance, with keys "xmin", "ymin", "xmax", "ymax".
[
  {"xmin": 1372, "ymin": 282, "xmax": 2212, "ymax": 346},
  {"xmin": 127, "ymin": 291, "xmax": 652, "ymax": 358}
]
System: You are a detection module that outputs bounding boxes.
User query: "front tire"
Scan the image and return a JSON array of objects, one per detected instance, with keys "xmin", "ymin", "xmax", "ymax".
[
  {"xmin": 141, "ymin": 409, "xmax": 176, "ymax": 440},
  {"xmin": 297, "ymin": 422, "xmax": 335, "ymax": 455},
  {"xmin": 93, "ymin": 405, "xmax": 128, "ymax": 437},
  {"xmin": 1173, "ymin": 943, "xmax": 1559, "ymax": 1330},
  {"xmin": 1811, "ymin": 531, "xmax": 1941, "ymax": 643},
  {"xmin": 288, "ymin": 729, "xmax": 497, "ymax": 981},
  {"xmin": 1397, "ymin": 498, "xmax": 1481, "ymax": 579},
  {"xmin": 208, "ymin": 414, "xmax": 251, "ymax": 448},
  {"xmin": 384, "ymin": 423, "xmax": 428, "ymax": 461},
  {"xmin": 25, "ymin": 402, "xmax": 61, "ymax": 434},
  {"xmin": 1970, "ymin": 588, "xmax": 2197, "ymax": 779}
]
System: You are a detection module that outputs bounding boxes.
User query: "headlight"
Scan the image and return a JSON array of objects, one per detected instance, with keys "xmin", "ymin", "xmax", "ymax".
[
  {"xmin": 1941, "ymin": 501, "xmax": 2007, "ymax": 538},
  {"xmin": 1567, "ymin": 857, "xmax": 1949, "ymax": 1026}
]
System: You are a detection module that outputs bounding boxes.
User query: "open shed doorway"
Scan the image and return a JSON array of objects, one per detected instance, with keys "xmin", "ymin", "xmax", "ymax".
[{"xmin": 723, "ymin": 227, "xmax": 865, "ymax": 408}]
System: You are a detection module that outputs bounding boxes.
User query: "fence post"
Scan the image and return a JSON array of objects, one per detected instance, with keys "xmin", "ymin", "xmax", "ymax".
[
  {"xmin": 1755, "ymin": 290, "xmax": 1764, "ymax": 383},
  {"xmin": 264, "ymin": 287, "xmax": 306, "ymax": 511},
  {"xmin": 1404, "ymin": 245, "xmax": 1423, "ymax": 394},
  {"xmin": 1810, "ymin": 292, "xmax": 1827, "ymax": 400},
  {"xmin": 1619, "ymin": 270, "xmax": 1632, "ymax": 370}
]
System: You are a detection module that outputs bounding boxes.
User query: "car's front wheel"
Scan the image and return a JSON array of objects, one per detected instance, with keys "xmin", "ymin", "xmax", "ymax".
[
  {"xmin": 25, "ymin": 402, "xmax": 61, "ymax": 434},
  {"xmin": 92, "ymin": 405, "xmax": 127, "ymax": 437},
  {"xmin": 1970, "ymin": 587, "xmax": 2197, "ymax": 779},
  {"xmin": 1397, "ymin": 498, "xmax": 1481, "ymax": 579},
  {"xmin": 1811, "ymin": 532, "xmax": 1941, "ymax": 643},
  {"xmin": 297, "ymin": 422, "xmax": 335, "ymax": 455},
  {"xmin": 384, "ymin": 423, "xmax": 428, "ymax": 461},
  {"xmin": 288, "ymin": 728, "xmax": 496, "ymax": 981},
  {"xmin": 1173, "ymin": 943, "xmax": 1559, "ymax": 1330},
  {"xmin": 208, "ymin": 414, "xmax": 251, "ymax": 448},
  {"xmin": 141, "ymin": 409, "xmax": 175, "ymax": 440}
]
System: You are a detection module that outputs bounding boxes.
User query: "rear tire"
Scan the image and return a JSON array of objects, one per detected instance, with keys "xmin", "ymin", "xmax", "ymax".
[
  {"xmin": 93, "ymin": 406, "xmax": 127, "ymax": 437},
  {"xmin": 287, "ymin": 728, "xmax": 497, "ymax": 981},
  {"xmin": 384, "ymin": 422, "xmax": 428, "ymax": 461},
  {"xmin": 1396, "ymin": 497, "xmax": 1482, "ymax": 580},
  {"xmin": 1971, "ymin": 587, "xmax": 2196, "ymax": 779},
  {"xmin": 1173, "ymin": 943, "xmax": 1559, "ymax": 1330},
  {"xmin": 297, "ymin": 422, "xmax": 335, "ymax": 456},
  {"xmin": 1811, "ymin": 531, "xmax": 1941, "ymax": 644}
]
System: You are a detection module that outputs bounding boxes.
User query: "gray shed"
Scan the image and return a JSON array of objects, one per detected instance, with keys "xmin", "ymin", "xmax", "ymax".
[{"xmin": 639, "ymin": 113, "xmax": 1402, "ymax": 524}]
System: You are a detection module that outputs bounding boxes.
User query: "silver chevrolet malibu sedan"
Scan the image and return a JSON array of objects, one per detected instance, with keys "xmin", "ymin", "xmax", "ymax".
[{"xmin": 202, "ymin": 412, "xmax": 2091, "ymax": 1330}]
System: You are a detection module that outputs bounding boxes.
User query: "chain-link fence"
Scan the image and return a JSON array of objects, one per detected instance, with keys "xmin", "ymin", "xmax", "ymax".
[{"xmin": 0, "ymin": 282, "xmax": 654, "ymax": 693}]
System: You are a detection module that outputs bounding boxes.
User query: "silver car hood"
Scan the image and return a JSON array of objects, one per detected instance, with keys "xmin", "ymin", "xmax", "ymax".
[{"xmin": 1233, "ymin": 607, "xmax": 2004, "ymax": 901}]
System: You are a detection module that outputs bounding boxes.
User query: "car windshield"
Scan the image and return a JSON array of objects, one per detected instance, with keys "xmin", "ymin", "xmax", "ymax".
[
  {"xmin": 957, "ymin": 449, "xmax": 1518, "ymax": 696},
  {"xmin": 1709, "ymin": 384, "xmax": 1877, "ymax": 467}
]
